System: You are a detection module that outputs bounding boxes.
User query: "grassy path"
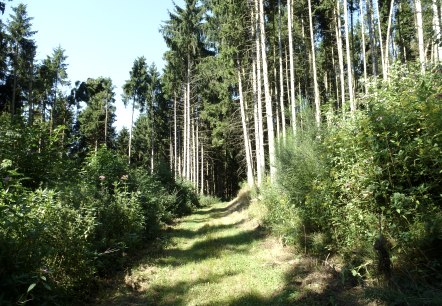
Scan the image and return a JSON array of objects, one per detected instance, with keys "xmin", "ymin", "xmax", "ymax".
[{"xmin": 93, "ymin": 195, "xmax": 362, "ymax": 305}]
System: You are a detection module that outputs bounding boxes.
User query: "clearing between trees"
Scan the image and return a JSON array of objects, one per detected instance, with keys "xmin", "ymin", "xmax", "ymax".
[{"xmin": 92, "ymin": 191, "xmax": 369, "ymax": 306}]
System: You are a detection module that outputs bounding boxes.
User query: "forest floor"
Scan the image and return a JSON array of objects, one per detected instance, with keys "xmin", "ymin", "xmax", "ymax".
[{"xmin": 91, "ymin": 192, "xmax": 376, "ymax": 306}]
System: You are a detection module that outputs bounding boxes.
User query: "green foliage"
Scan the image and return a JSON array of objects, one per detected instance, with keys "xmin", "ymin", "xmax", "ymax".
[
  {"xmin": 82, "ymin": 146, "xmax": 128, "ymax": 190},
  {"xmin": 262, "ymin": 66, "xmax": 442, "ymax": 281},
  {"xmin": 0, "ymin": 145, "xmax": 200, "ymax": 304},
  {"xmin": 0, "ymin": 176, "xmax": 95, "ymax": 304},
  {"xmin": 198, "ymin": 194, "xmax": 220, "ymax": 207}
]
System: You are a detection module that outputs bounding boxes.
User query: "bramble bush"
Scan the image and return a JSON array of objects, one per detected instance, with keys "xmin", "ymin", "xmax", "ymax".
[{"xmin": 261, "ymin": 65, "xmax": 442, "ymax": 282}]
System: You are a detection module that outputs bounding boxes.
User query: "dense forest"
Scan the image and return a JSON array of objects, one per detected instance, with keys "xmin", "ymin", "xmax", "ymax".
[{"xmin": 0, "ymin": 0, "xmax": 441, "ymax": 304}]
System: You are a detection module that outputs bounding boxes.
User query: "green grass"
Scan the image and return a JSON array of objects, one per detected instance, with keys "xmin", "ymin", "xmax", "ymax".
[{"xmin": 91, "ymin": 196, "xmax": 374, "ymax": 306}]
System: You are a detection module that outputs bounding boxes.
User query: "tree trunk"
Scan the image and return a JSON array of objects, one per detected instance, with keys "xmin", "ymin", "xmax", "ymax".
[
  {"xmin": 308, "ymin": 0, "xmax": 321, "ymax": 125},
  {"xmin": 11, "ymin": 43, "xmax": 18, "ymax": 117},
  {"xmin": 187, "ymin": 68, "xmax": 191, "ymax": 180},
  {"xmin": 342, "ymin": 0, "xmax": 355, "ymax": 112},
  {"xmin": 273, "ymin": 47, "xmax": 280, "ymax": 138},
  {"xmin": 360, "ymin": 0, "xmax": 368, "ymax": 94},
  {"xmin": 200, "ymin": 143, "xmax": 204, "ymax": 194},
  {"xmin": 104, "ymin": 97, "xmax": 108, "ymax": 147},
  {"xmin": 288, "ymin": 0, "xmax": 297, "ymax": 134},
  {"xmin": 28, "ymin": 62, "xmax": 34, "ymax": 125},
  {"xmin": 238, "ymin": 64, "xmax": 254, "ymax": 187},
  {"xmin": 415, "ymin": 0, "xmax": 425, "ymax": 73},
  {"xmin": 367, "ymin": 0, "xmax": 378, "ymax": 76},
  {"xmin": 254, "ymin": 0, "xmax": 265, "ymax": 185},
  {"xmin": 196, "ymin": 122, "xmax": 199, "ymax": 191},
  {"xmin": 335, "ymin": 3, "xmax": 346, "ymax": 111},
  {"xmin": 374, "ymin": 0, "xmax": 387, "ymax": 80},
  {"xmin": 174, "ymin": 92, "xmax": 178, "ymax": 179},
  {"xmin": 259, "ymin": 0, "xmax": 276, "ymax": 182},
  {"xmin": 128, "ymin": 98, "xmax": 135, "ymax": 164},
  {"xmin": 432, "ymin": 0, "xmax": 442, "ymax": 61},
  {"xmin": 384, "ymin": 0, "xmax": 395, "ymax": 80},
  {"xmin": 191, "ymin": 112, "xmax": 195, "ymax": 185},
  {"xmin": 278, "ymin": 0, "xmax": 286, "ymax": 142},
  {"xmin": 253, "ymin": 58, "xmax": 262, "ymax": 186}
]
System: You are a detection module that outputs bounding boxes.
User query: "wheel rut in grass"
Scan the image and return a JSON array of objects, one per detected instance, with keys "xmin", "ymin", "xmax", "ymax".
[{"xmin": 93, "ymin": 194, "xmax": 368, "ymax": 306}]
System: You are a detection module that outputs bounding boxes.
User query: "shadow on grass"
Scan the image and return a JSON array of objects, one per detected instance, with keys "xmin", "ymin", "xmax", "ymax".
[
  {"xmin": 206, "ymin": 260, "xmax": 365, "ymax": 306},
  {"xmin": 156, "ymin": 226, "xmax": 265, "ymax": 267},
  {"xmin": 106, "ymin": 270, "xmax": 240, "ymax": 306},
  {"xmin": 192, "ymin": 191, "xmax": 251, "ymax": 220},
  {"xmin": 169, "ymin": 219, "xmax": 247, "ymax": 240}
]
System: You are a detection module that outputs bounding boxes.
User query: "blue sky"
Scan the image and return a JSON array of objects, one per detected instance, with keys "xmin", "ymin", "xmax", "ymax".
[{"xmin": 4, "ymin": 0, "xmax": 184, "ymax": 131}]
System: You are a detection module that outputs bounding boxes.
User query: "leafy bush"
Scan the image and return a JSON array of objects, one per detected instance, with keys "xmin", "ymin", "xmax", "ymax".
[
  {"xmin": 199, "ymin": 194, "xmax": 220, "ymax": 207},
  {"xmin": 0, "ymin": 169, "xmax": 95, "ymax": 304},
  {"xmin": 82, "ymin": 146, "xmax": 128, "ymax": 191},
  {"xmin": 262, "ymin": 65, "xmax": 442, "ymax": 280}
]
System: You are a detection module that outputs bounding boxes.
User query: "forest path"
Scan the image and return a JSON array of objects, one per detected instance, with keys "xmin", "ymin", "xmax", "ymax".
[{"xmin": 93, "ymin": 194, "xmax": 361, "ymax": 306}]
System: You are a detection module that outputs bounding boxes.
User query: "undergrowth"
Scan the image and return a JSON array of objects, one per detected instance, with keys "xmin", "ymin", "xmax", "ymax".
[{"xmin": 258, "ymin": 65, "xmax": 442, "ymax": 303}]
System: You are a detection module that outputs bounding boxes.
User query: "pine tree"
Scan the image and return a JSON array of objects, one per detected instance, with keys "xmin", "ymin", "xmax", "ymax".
[
  {"xmin": 122, "ymin": 56, "xmax": 149, "ymax": 164},
  {"xmin": 6, "ymin": 4, "xmax": 36, "ymax": 117}
]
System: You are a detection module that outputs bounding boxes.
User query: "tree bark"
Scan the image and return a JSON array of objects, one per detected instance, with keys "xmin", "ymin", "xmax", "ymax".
[
  {"xmin": 278, "ymin": 0, "xmax": 286, "ymax": 142},
  {"xmin": 384, "ymin": 0, "xmax": 395, "ymax": 80},
  {"xmin": 432, "ymin": 0, "xmax": 442, "ymax": 61},
  {"xmin": 254, "ymin": 0, "xmax": 265, "ymax": 185},
  {"xmin": 128, "ymin": 97, "xmax": 135, "ymax": 164},
  {"xmin": 360, "ymin": 0, "xmax": 368, "ymax": 94},
  {"xmin": 335, "ymin": 4, "xmax": 346, "ymax": 111},
  {"xmin": 287, "ymin": 0, "xmax": 297, "ymax": 134},
  {"xmin": 259, "ymin": 0, "xmax": 276, "ymax": 182},
  {"xmin": 238, "ymin": 64, "xmax": 254, "ymax": 187},
  {"xmin": 104, "ymin": 96, "xmax": 108, "ymax": 147},
  {"xmin": 374, "ymin": 0, "xmax": 387, "ymax": 80},
  {"xmin": 342, "ymin": 0, "xmax": 355, "ymax": 112},
  {"xmin": 174, "ymin": 92, "xmax": 178, "ymax": 179},
  {"xmin": 415, "ymin": 0, "xmax": 426, "ymax": 73},
  {"xmin": 183, "ymin": 86, "xmax": 188, "ymax": 178},
  {"xmin": 367, "ymin": 0, "xmax": 378, "ymax": 76},
  {"xmin": 308, "ymin": 0, "xmax": 321, "ymax": 125}
]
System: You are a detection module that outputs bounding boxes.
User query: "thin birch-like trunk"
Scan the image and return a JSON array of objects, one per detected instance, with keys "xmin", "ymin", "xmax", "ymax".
[
  {"xmin": 360, "ymin": 0, "xmax": 368, "ymax": 94},
  {"xmin": 191, "ymin": 114, "xmax": 195, "ymax": 185},
  {"xmin": 374, "ymin": 0, "xmax": 387, "ymax": 80},
  {"xmin": 253, "ymin": 58, "xmax": 262, "ymax": 186},
  {"xmin": 432, "ymin": 0, "xmax": 442, "ymax": 61},
  {"xmin": 238, "ymin": 65, "xmax": 254, "ymax": 187},
  {"xmin": 104, "ymin": 97, "xmax": 108, "ymax": 147},
  {"xmin": 183, "ymin": 86, "xmax": 188, "ymax": 178},
  {"xmin": 273, "ymin": 48, "xmax": 280, "ymax": 137},
  {"xmin": 186, "ymin": 60, "xmax": 192, "ymax": 179},
  {"xmin": 288, "ymin": 0, "xmax": 297, "ymax": 134},
  {"xmin": 150, "ymin": 91, "xmax": 155, "ymax": 174},
  {"xmin": 196, "ymin": 123, "xmax": 199, "ymax": 191},
  {"xmin": 255, "ymin": 0, "xmax": 265, "ymax": 184},
  {"xmin": 367, "ymin": 0, "xmax": 378, "ymax": 76},
  {"xmin": 259, "ymin": 0, "xmax": 276, "ymax": 181},
  {"xmin": 308, "ymin": 0, "xmax": 321, "ymax": 125},
  {"xmin": 174, "ymin": 92, "xmax": 178, "ymax": 179},
  {"xmin": 415, "ymin": 0, "xmax": 425, "ymax": 73},
  {"xmin": 200, "ymin": 143, "xmax": 204, "ymax": 194},
  {"xmin": 128, "ymin": 97, "xmax": 135, "ymax": 164},
  {"xmin": 342, "ymin": 0, "xmax": 355, "ymax": 112},
  {"xmin": 335, "ymin": 4, "xmax": 346, "ymax": 111},
  {"xmin": 384, "ymin": 0, "xmax": 395, "ymax": 79},
  {"xmin": 278, "ymin": 0, "xmax": 286, "ymax": 142}
]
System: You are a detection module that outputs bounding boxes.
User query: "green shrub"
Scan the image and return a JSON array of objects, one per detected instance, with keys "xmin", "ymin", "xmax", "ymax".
[
  {"xmin": 82, "ymin": 146, "xmax": 128, "ymax": 191},
  {"xmin": 0, "ymin": 180, "xmax": 96, "ymax": 304},
  {"xmin": 199, "ymin": 194, "xmax": 220, "ymax": 207},
  {"xmin": 263, "ymin": 65, "xmax": 442, "ymax": 280}
]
